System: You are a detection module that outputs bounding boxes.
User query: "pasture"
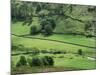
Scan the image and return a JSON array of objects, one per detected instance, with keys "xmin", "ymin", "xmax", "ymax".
[{"xmin": 11, "ymin": 22, "xmax": 96, "ymax": 74}]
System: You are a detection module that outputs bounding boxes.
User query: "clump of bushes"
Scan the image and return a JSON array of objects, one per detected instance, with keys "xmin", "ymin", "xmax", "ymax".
[{"xmin": 28, "ymin": 56, "xmax": 54, "ymax": 67}]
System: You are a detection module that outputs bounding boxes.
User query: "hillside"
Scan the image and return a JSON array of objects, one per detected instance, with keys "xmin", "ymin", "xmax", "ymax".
[{"xmin": 11, "ymin": 0, "xmax": 96, "ymax": 36}]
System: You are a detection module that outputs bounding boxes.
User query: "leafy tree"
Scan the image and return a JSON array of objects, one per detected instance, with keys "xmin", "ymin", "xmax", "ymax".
[
  {"xmin": 11, "ymin": 1, "xmax": 96, "ymax": 35},
  {"xmin": 19, "ymin": 56, "xmax": 27, "ymax": 65},
  {"xmin": 30, "ymin": 25, "xmax": 38, "ymax": 35},
  {"xmin": 84, "ymin": 21, "xmax": 94, "ymax": 37},
  {"xmin": 43, "ymin": 25, "xmax": 53, "ymax": 35},
  {"xmin": 43, "ymin": 56, "xmax": 54, "ymax": 66},
  {"xmin": 16, "ymin": 61, "xmax": 21, "ymax": 67},
  {"xmin": 78, "ymin": 49, "xmax": 83, "ymax": 55},
  {"xmin": 36, "ymin": 4, "xmax": 41, "ymax": 13},
  {"xmin": 31, "ymin": 57, "xmax": 42, "ymax": 66},
  {"xmin": 16, "ymin": 56, "xmax": 27, "ymax": 67}
]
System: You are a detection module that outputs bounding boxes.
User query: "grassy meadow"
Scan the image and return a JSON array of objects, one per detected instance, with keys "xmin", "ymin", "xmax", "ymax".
[{"xmin": 11, "ymin": 22, "xmax": 96, "ymax": 74}]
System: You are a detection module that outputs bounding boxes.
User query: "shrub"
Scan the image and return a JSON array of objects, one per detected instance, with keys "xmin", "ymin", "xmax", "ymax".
[
  {"xmin": 31, "ymin": 57, "xmax": 43, "ymax": 66},
  {"xmin": 30, "ymin": 25, "xmax": 38, "ymax": 35},
  {"xmin": 43, "ymin": 56, "xmax": 54, "ymax": 66},
  {"xmin": 27, "ymin": 56, "xmax": 54, "ymax": 67},
  {"xmin": 43, "ymin": 25, "xmax": 53, "ymax": 35},
  {"xmin": 78, "ymin": 49, "xmax": 83, "ymax": 55},
  {"xmin": 16, "ymin": 61, "xmax": 21, "ymax": 67},
  {"xmin": 16, "ymin": 56, "xmax": 27, "ymax": 67}
]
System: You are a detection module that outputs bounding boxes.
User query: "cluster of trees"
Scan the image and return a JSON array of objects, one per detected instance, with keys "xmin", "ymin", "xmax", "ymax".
[
  {"xmin": 15, "ymin": 49, "xmax": 84, "ymax": 68},
  {"xmin": 30, "ymin": 18, "xmax": 56, "ymax": 35},
  {"xmin": 11, "ymin": 0, "xmax": 96, "ymax": 37},
  {"xmin": 16, "ymin": 56, "xmax": 54, "ymax": 67}
]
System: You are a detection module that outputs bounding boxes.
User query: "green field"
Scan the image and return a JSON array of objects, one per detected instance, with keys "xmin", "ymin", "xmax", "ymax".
[
  {"xmin": 12, "ymin": 22, "xmax": 96, "ymax": 48},
  {"xmin": 11, "ymin": 21, "xmax": 96, "ymax": 74}
]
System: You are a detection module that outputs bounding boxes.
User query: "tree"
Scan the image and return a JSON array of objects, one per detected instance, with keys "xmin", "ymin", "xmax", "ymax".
[
  {"xmin": 19, "ymin": 56, "xmax": 27, "ymax": 65},
  {"xmin": 16, "ymin": 56, "xmax": 27, "ymax": 67},
  {"xmin": 30, "ymin": 25, "xmax": 38, "ymax": 35},
  {"xmin": 36, "ymin": 4, "xmax": 41, "ymax": 13},
  {"xmin": 43, "ymin": 25, "xmax": 53, "ymax": 35},
  {"xmin": 31, "ymin": 57, "xmax": 43, "ymax": 66},
  {"xmin": 84, "ymin": 21, "xmax": 94, "ymax": 37},
  {"xmin": 78, "ymin": 49, "xmax": 83, "ymax": 55},
  {"xmin": 43, "ymin": 56, "xmax": 54, "ymax": 66}
]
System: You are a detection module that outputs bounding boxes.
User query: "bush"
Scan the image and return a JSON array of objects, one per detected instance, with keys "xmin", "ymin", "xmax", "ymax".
[
  {"xmin": 43, "ymin": 25, "xmax": 53, "ymax": 35},
  {"xmin": 78, "ymin": 49, "xmax": 83, "ymax": 55},
  {"xmin": 43, "ymin": 56, "xmax": 54, "ymax": 66},
  {"xmin": 28, "ymin": 56, "xmax": 54, "ymax": 67},
  {"xmin": 16, "ymin": 61, "xmax": 21, "ymax": 67},
  {"xmin": 31, "ymin": 57, "xmax": 43, "ymax": 66},
  {"xmin": 16, "ymin": 56, "xmax": 27, "ymax": 67},
  {"xmin": 30, "ymin": 25, "xmax": 38, "ymax": 35}
]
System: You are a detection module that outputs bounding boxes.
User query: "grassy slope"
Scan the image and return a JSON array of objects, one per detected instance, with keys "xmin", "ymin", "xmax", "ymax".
[
  {"xmin": 12, "ymin": 22, "xmax": 96, "ymax": 47},
  {"xmin": 11, "ymin": 22, "xmax": 96, "ymax": 71},
  {"xmin": 12, "ymin": 35, "xmax": 95, "ymax": 57},
  {"xmin": 12, "ymin": 54, "xmax": 96, "ymax": 70}
]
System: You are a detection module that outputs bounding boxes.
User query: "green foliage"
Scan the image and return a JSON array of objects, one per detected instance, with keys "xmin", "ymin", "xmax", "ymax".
[
  {"xmin": 11, "ymin": 1, "xmax": 96, "ymax": 74},
  {"xmin": 31, "ymin": 57, "xmax": 43, "ymax": 66},
  {"xmin": 36, "ymin": 4, "xmax": 41, "ymax": 13},
  {"xmin": 27, "ymin": 56, "xmax": 54, "ymax": 67},
  {"xmin": 30, "ymin": 25, "xmax": 38, "ymax": 35},
  {"xmin": 40, "ymin": 18, "xmax": 56, "ymax": 29},
  {"xmin": 16, "ymin": 60, "xmax": 22, "ymax": 67},
  {"xmin": 11, "ymin": 1, "xmax": 96, "ymax": 35},
  {"xmin": 16, "ymin": 56, "xmax": 27, "ymax": 67},
  {"xmin": 43, "ymin": 56, "xmax": 54, "ymax": 66},
  {"xmin": 43, "ymin": 25, "xmax": 53, "ymax": 35},
  {"xmin": 78, "ymin": 49, "xmax": 83, "ymax": 55}
]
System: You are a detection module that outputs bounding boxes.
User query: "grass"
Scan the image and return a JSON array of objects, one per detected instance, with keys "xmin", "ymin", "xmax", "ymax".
[
  {"xmin": 28, "ymin": 34, "xmax": 96, "ymax": 48},
  {"xmin": 11, "ymin": 22, "xmax": 96, "ymax": 48},
  {"xmin": 11, "ymin": 21, "xmax": 96, "ymax": 73},
  {"xmin": 11, "ymin": 53, "xmax": 96, "ymax": 73},
  {"xmin": 54, "ymin": 57, "xmax": 96, "ymax": 70},
  {"xmin": 12, "ymin": 35, "xmax": 96, "ymax": 57},
  {"xmin": 11, "ymin": 22, "xmax": 30, "ymax": 35}
]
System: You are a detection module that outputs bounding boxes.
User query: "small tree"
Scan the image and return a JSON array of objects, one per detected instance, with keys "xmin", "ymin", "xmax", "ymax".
[
  {"xmin": 30, "ymin": 25, "xmax": 37, "ymax": 35},
  {"xmin": 78, "ymin": 49, "xmax": 83, "ymax": 55},
  {"xmin": 31, "ymin": 57, "xmax": 43, "ymax": 66},
  {"xmin": 43, "ymin": 56, "xmax": 54, "ymax": 66},
  {"xmin": 43, "ymin": 25, "xmax": 53, "ymax": 35},
  {"xmin": 36, "ymin": 4, "xmax": 41, "ymax": 13},
  {"xmin": 16, "ymin": 61, "xmax": 21, "ymax": 67},
  {"xmin": 16, "ymin": 56, "xmax": 27, "ymax": 67}
]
